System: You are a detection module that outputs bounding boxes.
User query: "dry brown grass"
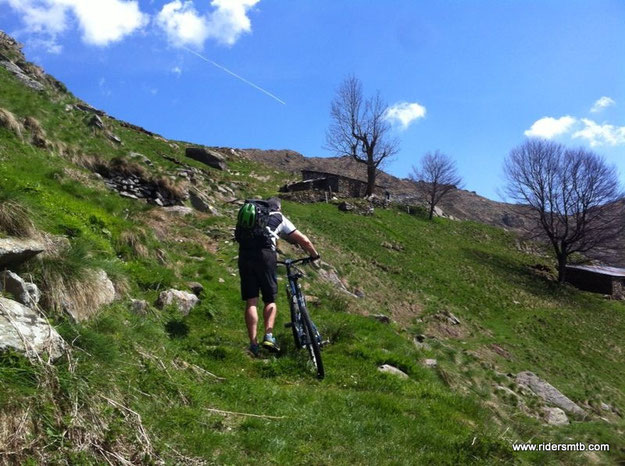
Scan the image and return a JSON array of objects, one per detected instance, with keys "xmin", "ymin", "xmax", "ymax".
[
  {"xmin": 109, "ymin": 156, "xmax": 148, "ymax": 179},
  {"xmin": 0, "ymin": 197, "xmax": 36, "ymax": 238},
  {"xmin": 154, "ymin": 175, "xmax": 189, "ymax": 201},
  {"xmin": 22, "ymin": 116, "xmax": 49, "ymax": 148},
  {"xmin": 117, "ymin": 228, "xmax": 150, "ymax": 259},
  {"xmin": 0, "ymin": 108, "xmax": 24, "ymax": 140}
]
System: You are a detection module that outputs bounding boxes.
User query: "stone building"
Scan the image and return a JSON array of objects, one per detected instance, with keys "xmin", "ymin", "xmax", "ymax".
[
  {"xmin": 280, "ymin": 170, "xmax": 388, "ymax": 198},
  {"xmin": 565, "ymin": 265, "xmax": 625, "ymax": 299}
]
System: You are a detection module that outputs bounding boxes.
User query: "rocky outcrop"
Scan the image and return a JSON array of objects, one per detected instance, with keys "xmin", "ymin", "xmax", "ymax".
[
  {"xmin": 0, "ymin": 238, "xmax": 45, "ymax": 269},
  {"xmin": 0, "ymin": 270, "xmax": 40, "ymax": 308},
  {"xmin": 516, "ymin": 371, "xmax": 586, "ymax": 418},
  {"xmin": 156, "ymin": 289, "xmax": 199, "ymax": 316},
  {"xmin": 0, "ymin": 56, "xmax": 45, "ymax": 91},
  {"xmin": 185, "ymin": 147, "xmax": 227, "ymax": 171},
  {"xmin": 0, "ymin": 297, "xmax": 65, "ymax": 360}
]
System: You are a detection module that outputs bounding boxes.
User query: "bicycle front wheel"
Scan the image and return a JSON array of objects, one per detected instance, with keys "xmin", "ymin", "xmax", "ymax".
[{"xmin": 301, "ymin": 308, "xmax": 324, "ymax": 379}]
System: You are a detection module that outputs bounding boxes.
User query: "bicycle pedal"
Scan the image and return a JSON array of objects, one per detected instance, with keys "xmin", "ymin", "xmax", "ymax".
[{"xmin": 284, "ymin": 322, "xmax": 293, "ymax": 328}]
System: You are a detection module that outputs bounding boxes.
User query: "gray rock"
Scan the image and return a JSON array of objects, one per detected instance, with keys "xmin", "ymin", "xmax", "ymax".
[
  {"xmin": 338, "ymin": 202, "xmax": 354, "ymax": 212},
  {"xmin": 542, "ymin": 407, "xmax": 569, "ymax": 426},
  {"xmin": 130, "ymin": 299, "xmax": 148, "ymax": 315},
  {"xmin": 88, "ymin": 114, "xmax": 104, "ymax": 129},
  {"xmin": 0, "ymin": 238, "xmax": 45, "ymax": 269},
  {"xmin": 413, "ymin": 334, "xmax": 431, "ymax": 351},
  {"xmin": 423, "ymin": 359, "xmax": 438, "ymax": 368},
  {"xmin": 106, "ymin": 132, "xmax": 122, "ymax": 144},
  {"xmin": 600, "ymin": 402, "xmax": 612, "ymax": 412},
  {"xmin": 162, "ymin": 206, "xmax": 194, "ymax": 216},
  {"xmin": 378, "ymin": 364, "xmax": 409, "ymax": 379},
  {"xmin": 370, "ymin": 314, "xmax": 391, "ymax": 324},
  {"xmin": 187, "ymin": 281, "xmax": 204, "ymax": 296},
  {"xmin": 0, "ymin": 297, "xmax": 65, "ymax": 360},
  {"xmin": 0, "ymin": 270, "xmax": 40, "ymax": 308},
  {"xmin": 317, "ymin": 267, "xmax": 358, "ymax": 298},
  {"xmin": 185, "ymin": 147, "xmax": 226, "ymax": 170},
  {"xmin": 156, "ymin": 289, "xmax": 199, "ymax": 316},
  {"xmin": 189, "ymin": 189, "xmax": 216, "ymax": 214},
  {"xmin": 0, "ymin": 59, "xmax": 45, "ymax": 91},
  {"xmin": 516, "ymin": 371, "xmax": 586, "ymax": 418},
  {"xmin": 434, "ymin": 310, "xmax": 461, "ymax": 325},
  {"xmin": 354, "ymin": 288, "xmax": 365, "ymax": 298}
]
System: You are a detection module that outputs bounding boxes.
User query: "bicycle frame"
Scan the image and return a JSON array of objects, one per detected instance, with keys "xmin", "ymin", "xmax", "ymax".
[{"xmin": 277, "ymin": 257, "xmax": 324, "ymax": 379}]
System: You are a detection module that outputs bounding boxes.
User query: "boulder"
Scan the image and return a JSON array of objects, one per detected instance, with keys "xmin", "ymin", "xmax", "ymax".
[
  {"xmin": 378, "ymin": 364, "xmax": 409, "ymax": 379},
  {"xmin": 185, "ymin": 147, "xmax": 226, "ymax": 170},
  {"xmin": 0, "ymin": 238, "xmax": 44, "ymax": 269},
  {"xmin": 516, "ymin": 371, "xmax": 586, "ymax": 418},
  {"xmin": 189, "ymin": 189, "xmax": 219, "ymax": 215},
  {"xmin": 423, "ymin": 358, "xmax": 438, "ymax": 368},
  {"xmin": 0, "ymin": 297, "xmax": 65, "ymax": 360},
  {"xmin": 156, "ymin": 289, "xmax": 199, "ymax": 316},
  {"xmin": 0, "ymin": 270, "xmax": 40, "ymax": 308},
  {"xmin": 542, "ymin": 407, "xmax": 569, "ymax": 426}
]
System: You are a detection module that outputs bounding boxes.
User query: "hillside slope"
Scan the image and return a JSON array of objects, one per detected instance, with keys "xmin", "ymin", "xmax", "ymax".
[{"xmin": 1, "ymin": 31, "xmax": 624, "ymax": 465}]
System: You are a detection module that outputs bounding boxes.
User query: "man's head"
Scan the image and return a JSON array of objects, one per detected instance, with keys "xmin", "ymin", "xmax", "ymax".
[{"xmin": 267, "ymin": 197, "xmax": 281, "ymax": 211}]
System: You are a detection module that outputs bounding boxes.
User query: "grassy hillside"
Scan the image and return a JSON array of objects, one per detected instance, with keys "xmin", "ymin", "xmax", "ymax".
[{"xmin": 1, "ymin": 45, "xmax": 624, "ymax": 465}]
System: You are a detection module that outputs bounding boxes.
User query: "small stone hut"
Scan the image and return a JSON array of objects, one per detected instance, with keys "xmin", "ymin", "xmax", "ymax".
[
  {"xmin": 280, "ymin": 170, "xmax": 388, "ymax": 198},
  {"xmin": 565, "ymin": 265, "xmax": 625, "ymax": 298}
]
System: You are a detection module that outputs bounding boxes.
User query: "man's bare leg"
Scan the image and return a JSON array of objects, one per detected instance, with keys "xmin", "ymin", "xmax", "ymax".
[
  {"xmin": 263, "ymin": 302, "xmax": 277, "ymax": 337},
  {"xmin": 245, "ymin": 298, "xmax": 259, "ymax": 345}
]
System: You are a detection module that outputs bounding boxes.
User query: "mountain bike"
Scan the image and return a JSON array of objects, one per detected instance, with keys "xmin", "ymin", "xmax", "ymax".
[{"xmin": 278, "ymin": 257, "xmax": 325, "ymax": 379}]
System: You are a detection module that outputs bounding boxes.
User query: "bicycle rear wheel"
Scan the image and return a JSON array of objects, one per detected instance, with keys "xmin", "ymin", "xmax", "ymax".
[{"xmin": 301, "ymin": 308, "xmax": 324, "ymax": 379}]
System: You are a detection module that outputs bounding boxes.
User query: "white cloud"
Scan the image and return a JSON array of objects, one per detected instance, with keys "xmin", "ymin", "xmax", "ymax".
[
  {"xmin": 205, "ymin": 0, "xmax": 260, "ymax": 46},
  {"xmin": 157, "ymin": 0, "xmax": 259, "ymax": 48},
  {"xmin": 572, "ymin": 118, "xmax": 625, "ymax": 147},
  {"xmin": 524, "ymin": 116, "xmax": 577, "ymax": 139},
  {"xmin": 590, "ymin": 96, "xmax": 615, "ymax": 113},
  {"xmin": 57, "ymin": 0, "xmax": 149, "ymax": 46},
  {"xmin": 171, "ymin": 66, "xmax": 182, "ymax": 76},
  {"xmin": 384, "ymin": 102, "xmax": 427, "ymax": 130},
  {"xmin": 156, "ymin": 1, "xmax": 209, "ymax": 48},
  {"xmin": 2, "ymin": 0, "xmax": 148, "ymax": 46}
]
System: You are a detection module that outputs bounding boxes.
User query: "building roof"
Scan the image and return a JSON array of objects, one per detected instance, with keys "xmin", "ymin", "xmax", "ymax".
[{"xmin": 566, "ymin": 265, "xmax": 625, "ymax": 278}]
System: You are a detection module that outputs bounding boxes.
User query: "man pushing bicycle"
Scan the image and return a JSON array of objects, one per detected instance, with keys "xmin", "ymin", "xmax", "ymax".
[{"xmin": 235, "ymin": 197, "xmax": 320, "ymax": 356}]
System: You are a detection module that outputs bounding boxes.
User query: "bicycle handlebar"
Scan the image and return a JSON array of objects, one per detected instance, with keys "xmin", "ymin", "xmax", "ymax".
[{"xmin": 277, "ymin": 256, "xmax": 319, "ymax": 266}]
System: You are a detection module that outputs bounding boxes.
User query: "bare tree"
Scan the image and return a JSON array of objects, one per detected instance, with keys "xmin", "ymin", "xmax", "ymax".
[
  {"xmin": 504, "ymin": 139, "xmax": 624, "ymax": 283},
  {"xmin": 325, "ymin": 75, "xmax": 399, "ymax": 196},
  {"xmin": 410, "ymin": 150, "xmax": 463, "ymax": 220}
]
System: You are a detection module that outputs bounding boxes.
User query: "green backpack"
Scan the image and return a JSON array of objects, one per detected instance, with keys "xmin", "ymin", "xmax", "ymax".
[{"xmin": 235, "ymin": 200, "xmax": 273, "ymax": 248}]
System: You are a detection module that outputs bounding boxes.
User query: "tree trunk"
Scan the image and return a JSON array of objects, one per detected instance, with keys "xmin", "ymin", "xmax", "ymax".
[
  {"xmin": 428, "ymin": 203, "xmax": 435, "ymax": 220},
  {"xmin": 365, "ymin": 165, "xmax": 376, "ymax": 196},
  {"xmin": 557, "ymin": 253, "xmax": 568, "ymax": 283}
]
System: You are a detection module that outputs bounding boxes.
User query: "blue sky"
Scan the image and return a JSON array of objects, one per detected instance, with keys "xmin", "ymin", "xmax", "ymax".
[{"xmin": 1, "ymin": 0, "xmax": 624, "ymax": 200}]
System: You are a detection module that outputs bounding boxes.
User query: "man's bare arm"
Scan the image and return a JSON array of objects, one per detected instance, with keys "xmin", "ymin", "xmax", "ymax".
[{"xmin": 286, "ymin": 230, "xmax": 319, "ymax": 258}]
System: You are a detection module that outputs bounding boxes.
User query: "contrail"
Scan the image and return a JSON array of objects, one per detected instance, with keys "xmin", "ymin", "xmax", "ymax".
[{"xmin": 181, "ymin": 46, "xmax": 286, "ymax": 105}]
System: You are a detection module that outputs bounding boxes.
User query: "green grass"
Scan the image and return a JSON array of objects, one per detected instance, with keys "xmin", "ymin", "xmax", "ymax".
[{"xmin": 1, "ymin": 52, "xmax": 624, "ymax": 465}]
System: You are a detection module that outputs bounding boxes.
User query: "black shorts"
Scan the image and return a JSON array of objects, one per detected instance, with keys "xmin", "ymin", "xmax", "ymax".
[{"xmin": 238, "ymin": 249, "xmax": 278, "ymax": 304}]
